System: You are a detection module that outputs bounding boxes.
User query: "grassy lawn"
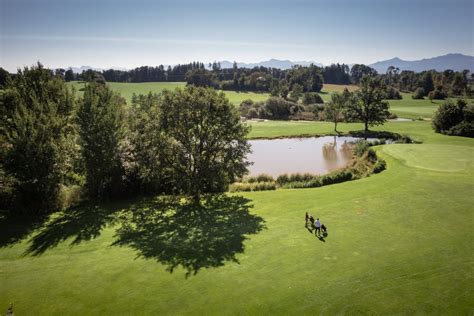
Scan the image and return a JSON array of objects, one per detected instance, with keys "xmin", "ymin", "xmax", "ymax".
[
  {"xmin": 68, "ymin": 81, "xmax": 269, "ymax": 105},
  {"xmin": 318, "ymin": 87, "xmax": 473, "ymax": 120},
  {"xmin": 1, "ymin": 120, "xmax": 473, "ymax": 314},
  {"xmin": 67, "ymin": 81, "xmax": 472, "ymax": 120},
  {"xmin": 221, "ymin": 90, "xmax": 270, "ymax": 105}
]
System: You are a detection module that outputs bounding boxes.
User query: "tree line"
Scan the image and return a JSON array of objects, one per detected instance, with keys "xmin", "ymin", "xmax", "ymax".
[
  {"xmin": 0, "ymin": 63, "xmax": 250, "ymax": 214},
  {"xmin": 239, "ymin": 76, "xmax": 391, "ymax": 132},
  {"xmin": 1, "ymin": 62, "xmax": 471, "ymax": 101}
]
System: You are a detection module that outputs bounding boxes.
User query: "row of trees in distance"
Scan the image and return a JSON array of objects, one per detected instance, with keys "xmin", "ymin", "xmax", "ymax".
[
  {"xmin": 239, "ymin": 77, "xmax": 391, "ymax": 132},
  {"xmin": 1, "ymin": 62, "xmax": 471, "ymax": 101}
]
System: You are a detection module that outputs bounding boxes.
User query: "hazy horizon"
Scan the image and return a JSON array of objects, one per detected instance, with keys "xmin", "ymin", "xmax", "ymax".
[{"xmin": 1, "ymin": 0, "xmax": 473, "ymax": 72}]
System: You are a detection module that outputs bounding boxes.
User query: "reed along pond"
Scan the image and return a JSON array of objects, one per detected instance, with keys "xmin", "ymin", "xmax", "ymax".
[{"xmin": 247, "ymin": 136, "xmax": 373, "ymax": 177}]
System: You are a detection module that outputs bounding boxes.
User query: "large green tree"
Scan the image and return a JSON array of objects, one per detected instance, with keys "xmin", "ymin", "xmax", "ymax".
[
  {"xmin": 325, "ymin": 91, "xmax": 349, "ymax": 132},
  {"xmin": 76, "ymin": 83, "xmax": 126, "ymax": 199},
  {"xmin": 0, "ymin": 67, "xmax": 10, "ymax": 87},
  {"xmin": 0, "ymin": 63, "xmax": 75, "ymax": 212},
  {"xmin": 125, "ymin": 93, "xmax": 172, "ymax": 194},
  {"xmin": 159, "ymin": 86, "xmax": 250, "ymax": 202},
  {"xmin": 347, "ymin": 77, "xmax": 390, "ymax": 132}
]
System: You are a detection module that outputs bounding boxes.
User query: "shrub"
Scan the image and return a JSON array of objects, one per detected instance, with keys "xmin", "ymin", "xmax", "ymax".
[
  {"xmin": 354, "ymin": 140, "xmax": 370, "ymax": 157},
  {"xmin": 256, "ymin": 174, "xmax": 274, "ymax": 182},
  {"xmin": 366, "ymin": 148, "xmax": 377, "ymax": 162},
  {"xmin": 282, "ymin": 178, "xmax": 323, "ymax": 189},
  {"xmin": 394, "ymin": 135, "xmax": 414, "ymax": 143},
  {"xmin": 321, "ymin": 170, "xmax": 353, "ymax": 185},
  {"xmin": 287, "ymin": 173, "xmax": 315, "ymax": 182},
  {"xmin": 243, "ymin": 174, "xmax": 274, "ymax": 183},
  {"xmin": 373, "ymin": 159, "xmax": 386, "ymax": 174},
  {"xmin": 276, "ymin": 174, "xmax": 289, "ymax": 185},
  {"xmin": 428, "ymin": 89, "xmax": 447, "ymax": 101},
  {"xmin": 432, "ymin": 99, "xmax": 472, "ymax": 136},
  {"xmin": 289, "ymin": 111, "xmax": 317, "ymax": 121},
  {"xmin": 229, "ymin": 181, "xmax": 276, "ymax": 192},
  {"xmin": 388, "ymin": 112, "xmax": 398, "ymax": 119},
  {"xmin": 302, "ymin": 92, "xmax": 324, "ymax": 105},
  {"xmin": 412, "ymin": 88, "xmax": 425, "ymax": 99},
  {"xmin": 385, "ymin": 86, "xmax": 402, "ymax": 99},
  {"xmin": 253, "ymin": 181, "xmax": 277, "ymax": 191},
  {"xmin": 239, "ymin": 99, "xmax": 255, "ymax": 117},
  {"xmin": 447, "ymin": 121, "xmax": 474, "ymax": 137}
]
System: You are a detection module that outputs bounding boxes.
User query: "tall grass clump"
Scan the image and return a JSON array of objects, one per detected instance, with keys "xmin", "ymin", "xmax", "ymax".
[
  {"xmin": 244, "ymin": 174, "xmax": 274, "ymax": 183},
  {"xmin": 229, "ymin": 181, "xmax": 276, "ymax": 192}
]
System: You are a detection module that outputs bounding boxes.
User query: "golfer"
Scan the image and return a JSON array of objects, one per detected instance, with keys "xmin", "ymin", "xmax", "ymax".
[{"xmin": 314, "ymin": 218, "xmax": 321, "ymax": 236}]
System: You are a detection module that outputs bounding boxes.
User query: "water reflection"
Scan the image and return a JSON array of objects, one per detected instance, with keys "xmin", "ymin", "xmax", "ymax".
[{"xmin": 247, "ymin": 136, "xmax": 370, "ymax": 177}]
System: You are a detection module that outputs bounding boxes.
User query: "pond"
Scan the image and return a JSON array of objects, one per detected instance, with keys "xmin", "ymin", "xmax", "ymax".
[{"xmin": 247, "ymin": 136, "xmax": 372, "ymax": 177}]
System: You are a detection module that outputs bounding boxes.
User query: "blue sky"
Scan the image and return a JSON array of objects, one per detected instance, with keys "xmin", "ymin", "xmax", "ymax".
[{"xmin": 1, "ymin": 0, "xmax": 473, "ymax": 71}]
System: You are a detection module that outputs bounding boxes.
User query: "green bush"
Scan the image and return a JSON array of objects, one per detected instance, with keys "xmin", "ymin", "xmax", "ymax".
[
  {"xmin": 256, "ymin": 174, "xmax": 274, "ymax": 182},
  {"xmin": 321, "ymin": 170, "xmax": 353, "ymax": 185},
  {"xmin": 373, "ymin": 159, "xmax": 387, "ymax": 174},
  {"xmin": 385, "ymin": 86, "xmax": 402, "ymax": 100},
  {"xmin": 244, "ymin": 174, "xmax": 274, "ymax": 183},
  {"xmin": 276, "ymin": 174, "xmax": 289, "ymax": 185},
  {"xmin": 428, "ymin": 89, "xmax": 447, "ymax": 100},
  {"xmin": 432, "ymin": 99, "xmax": 473, "ymax": 137},
  {"xmin": 229, "ymin": 181, "xmax": 276, "ymax": 192},
  {"xmin": 282, "ymin": 178, "xmax": 323, "ymax": 189},
  {"xmin": 447, "ymin": 121, "xmax": 474, "ymax": 137},
  {"xmin": 302, "ymin": 92, "xmax": 324, "ymax": 105},
  {"xmin": 412, "ymin": 88, "xmax": 425, "ymax": 99},
  {"xmin": 354, "ymin": 140, "xmax": 370, "ymax": 157}
]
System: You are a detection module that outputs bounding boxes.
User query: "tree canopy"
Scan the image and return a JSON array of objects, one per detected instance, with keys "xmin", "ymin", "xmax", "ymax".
[
  {"xmin": 0, "ymin": 63, "xmax": 75, "ymax": 212},
  {"xmin": 347, "ymin": 77, "xmax": 390, "ymax": 132},
  {"xmin": 160, "ymin": 86, "xmax": 251, "ymax": 201}
]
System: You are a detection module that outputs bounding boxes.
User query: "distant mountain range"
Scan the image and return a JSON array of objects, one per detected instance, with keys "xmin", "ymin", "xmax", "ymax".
[
  {"xmin": 67, "ymin": 66, "xmax": 128, "ymax": 73},
  {"xmin": 217, "ymin": 59, "xmax": 323, "ymax": 69},
  {"xmin": 64, "ymin": 54, "xmax": 473, "ymax": 74},
  {"xmin": 368, "ymin": 53, "xmax": 474, "ymax": 73}
]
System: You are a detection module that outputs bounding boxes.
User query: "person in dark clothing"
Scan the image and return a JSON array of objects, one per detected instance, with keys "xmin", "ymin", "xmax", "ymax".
[
  {"xmin": 305, "ymin": 212, "xmax": 309, "ymax": 226},
  {"xmin": 309, "ymin": 216, "xmax": 315, "ymax": 229},
  {"xmin": 321, "ymin": 224, "xmax": 327, "ymax": 235}
]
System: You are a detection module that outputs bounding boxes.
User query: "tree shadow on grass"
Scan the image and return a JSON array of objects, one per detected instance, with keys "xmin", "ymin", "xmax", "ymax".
[
  {"xmin": 24, "ymin": 203, "xmax": 121, "ymax": 256},
  {"xmin": 112, "ymin": 194, "xmax": 266, "ymax": 277},
  {"xmin": 0, "ymin": 211, "xmax": 48, "ymax": 248}
]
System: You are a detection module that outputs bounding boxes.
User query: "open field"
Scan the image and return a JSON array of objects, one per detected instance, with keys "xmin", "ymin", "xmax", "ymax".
[
  {"xmin": 68, "ymin": 81, "xmax": 474, "ymax": 120},
  {"xmin": 320, "ymin": 88, "xmax": 472, "ymax": 120},
  {"xmin": 319, "ymin": 83, "xmax": 359, "ymax": 102},
  {"xmin": 67, "ymin": 81, "xmax": 270, "ymax": 105},
  {"xmin": 1, "ymin": 120, "xmax": 473, "ymax": 314}
]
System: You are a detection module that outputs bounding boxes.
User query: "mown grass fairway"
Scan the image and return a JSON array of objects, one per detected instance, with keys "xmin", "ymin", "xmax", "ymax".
[
  {"xmin": 68, "ymin": 81, "xmax": 270, "ymax": 105},
  {"xmin": 1, "ymin": 120, "xmax": 473, "ymax": 314},
  {"xmin": 319, "ymin": 87, "xmax": 472, "ymax": 119},
  {"xmin": 319, "ymin": 83, "xmax": 359, "ymax": 102},
  {"xmin": 68, "ymin": 81, "xmax": 473, "ymax": 120}
]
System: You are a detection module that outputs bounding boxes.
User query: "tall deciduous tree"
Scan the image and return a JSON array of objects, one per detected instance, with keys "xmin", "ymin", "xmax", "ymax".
[
  {"xmin": 350, "ymin": 64, "xmax": 378, "ymax": 84},
  {"xmin": 347, "ymin": 77, "xmax": 390, "ymax": 132},
  {"xmin": 125, "ymin": 93, "xmax": 172, "ymax": 194},
  {"xmin": 77, "ymin": 83, "xmax": 126, "ymax": 199},
  {"xmin": 325, "ymin": 91, "xmax": 349, "ymax": 132},
  {"xmin": 0, "ymin": 67, "xmax": 11, "ymax": 87},
  {"xmin": 159, "ymin": 86, "xmax": 250, "ymax": 202},
  {"xmin": 0, "ymin": 63, "xmax": 75, "ymax": 212}
]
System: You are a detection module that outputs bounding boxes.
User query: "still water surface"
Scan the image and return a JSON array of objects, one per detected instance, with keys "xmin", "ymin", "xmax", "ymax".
[{"xmin": 247, "ymin": 136, "xmax": 369, "ymax": 177}]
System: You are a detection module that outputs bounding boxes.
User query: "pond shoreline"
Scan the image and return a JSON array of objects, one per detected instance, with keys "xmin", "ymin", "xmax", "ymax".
[{"xmin": 247, "ymin": 128, "xmax": 417, "ymax": 143}]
